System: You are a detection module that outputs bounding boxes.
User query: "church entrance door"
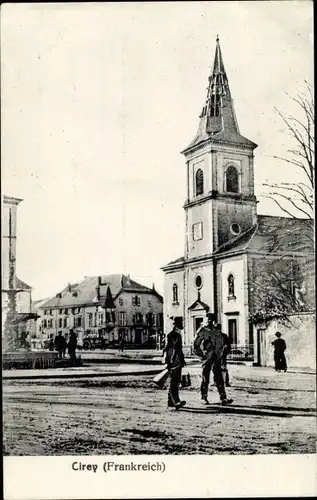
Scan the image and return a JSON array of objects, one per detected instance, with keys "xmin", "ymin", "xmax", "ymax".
[{"xmin": 194, "ymin": 317, "xmax": 203, "ymax": 334}]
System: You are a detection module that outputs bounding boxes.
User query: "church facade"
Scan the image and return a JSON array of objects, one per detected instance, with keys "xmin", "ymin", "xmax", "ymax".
[{"xmin": 161, "ymin": 38, "xmax": 314, "ymax": 356}]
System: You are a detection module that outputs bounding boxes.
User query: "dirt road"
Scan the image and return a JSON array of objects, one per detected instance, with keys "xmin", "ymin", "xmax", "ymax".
[{"xmin": 3, "ymin": 367, "xmax": 316, "ymax": 455}]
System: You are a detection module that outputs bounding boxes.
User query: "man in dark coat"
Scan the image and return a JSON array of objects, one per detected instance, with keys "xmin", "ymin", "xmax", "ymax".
[
  {"xmin": 163, "ymin": 321, "xmax": 186, "ymax": 410},
  {"xmin": 219, "ymin": 326, "xmax": 231, "ymax": 387},
  {"xmin": 271, "ymin": 332, "xmax": 287, "ymax": 372},
  {"xmin": 193, "ymin": 313, "xmax": 233, "ymax": 406},
  {"xmin": 68, "ymin": 329, "xmax": 77, "ymax": 364},
  {"xmin": 54, "ymin": 331, "xmax": 67, "ymax": 359}
]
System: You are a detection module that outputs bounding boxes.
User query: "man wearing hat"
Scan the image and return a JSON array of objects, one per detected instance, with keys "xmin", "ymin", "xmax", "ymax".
[
  {"xmin": 271, "ymin": 332, "xmax": 287, "ymax": 372},
  {"xmin": 193, "ymin": 313, "xmax": 233, "ymax": 405},
  {"xmin": 163, "ymin": 319, "xmax": 186, "ymax": 410}
]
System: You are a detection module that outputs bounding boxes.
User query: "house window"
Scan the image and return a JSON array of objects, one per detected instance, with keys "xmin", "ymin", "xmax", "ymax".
[
  {"xmin": 228, "ymin": 274, "xmax": 235, "ymax": 298},
  {"xmin": 59, "ymin": 318, "xmax": 62, "ymax": 328},
  {"xmin": 195, "ymin": 168, "xmax": 204, "ymax": 196},
  {"xmin": 119, "ymin": 298, "xmax": 124, "ymax": 306},
  {"xmin": 225, "ymin": 165, "xmax": 239, "ymax": 193},
  {"xmin": 228, "ymin": 318, "xmax": 238, "ymax": 344},
  {"xmin": 87, "ymin": 313, "xmax": 93, "ymax": 327},
  {"xmin": 63, "ymin": 317, "xmax": 68, "ymax": 328},
  {"xmin": 49, "ymin": 309, "xmax": 53, "ymax": 316},
  {"xmin": 97, "ymin": 312, "xmax": 103, "ymax": 326},
  {"xmin": 148, "ymin": 300, "xmax": 152, "ymax": 307},
  {"xmin": 136, "ymin": 313, "xmax": 143, "ymax": 324},
  {"xmin": 64, "ymin": 308, "xmax": 69, "ymax": 315},
  {"xmin": 77, "ymin": 316, "xmax": 82, "ymax": 327},
  {"xmin": 172, "ymin": 284, "xmax": 178, "ymax": 304},
  {"xmin": 59, "ymin": 309, "xmax": 63, "ymax": 314},
  {"xmin": 119, "ymin": 312, "xmax": 127, "ymax": 326},
  {"xmin": 132, "ymin": 295, "xmax": 141, "ymax": 306},
  {"xmin": 43, "ymin": 319, "xmax": 47, "ymax": 328},
  {"xmin": 146, "ymin": 312, "xmax": 153, "ymax": 326},
  {"xmin": 72, "ymin": 308, "xmax": 76, "ymax": 315}
]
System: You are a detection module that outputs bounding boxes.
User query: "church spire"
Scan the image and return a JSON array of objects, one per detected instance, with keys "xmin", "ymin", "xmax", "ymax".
[
  {"xmin": 212, "ymin": 35, "xmax": 226, "ymax": 76},
  {"xmin": 183, "ymin": 37, "xmax": 257, "ymax": 153},
  {"xmin": 200, "ymin": 36, "xmax": 237, "ymax": 135}
]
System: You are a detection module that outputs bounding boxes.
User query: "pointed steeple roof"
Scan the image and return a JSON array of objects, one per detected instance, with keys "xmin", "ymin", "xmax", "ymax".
[{"xmin": 183, "ymin": 37, "xmax": 257, "ymax": 153}]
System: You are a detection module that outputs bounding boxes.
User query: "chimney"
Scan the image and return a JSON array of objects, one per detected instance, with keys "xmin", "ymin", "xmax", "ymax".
[
  {"xmin": 68, "ymin": 283, "xmax": 72, "ymax": 292},
  {"xmin": 96, "ymin": 285, "xmax": 101, "ymax": 301},
  {"xmin": 98, "ymin": 276, "xmax": 102, "ymax": 286}
]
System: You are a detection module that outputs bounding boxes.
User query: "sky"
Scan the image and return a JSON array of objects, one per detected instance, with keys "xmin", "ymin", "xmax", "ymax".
[{"xmin": 1, "ymin": 1, "xmax": 313, "ymax": 300}]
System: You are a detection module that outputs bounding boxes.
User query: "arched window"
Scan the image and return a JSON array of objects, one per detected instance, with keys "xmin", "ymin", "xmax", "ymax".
[
  {"xmin": 172, "ymin": 284, "xmax": 178, "ymax": 304},
  {"xmin": 225, "ymin": 165, "xmax": 239, "ymax": 193},
  {"xmin": 227, "ymin": 274, "xmax": 235, "ymax": 298},
  {"xmin": 195, "ymin": 169, "xmax": 204, "ymax": 196}
]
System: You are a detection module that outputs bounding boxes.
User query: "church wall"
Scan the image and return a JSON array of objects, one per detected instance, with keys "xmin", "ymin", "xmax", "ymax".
[
  {"xmin": 163, "ymin": 269, "xmax": 184, "ymax": 334},
  {"xmin": 187, "ymin": 262, "xmax": 214, "ymax": 313},
  {"xmin": 183, "ymin": 261, "xmax": 214, "ymax": 346},
  {"xmin": 219, "ymin": 256, "xmax": 248, "ymax": 345},
  {"xmin": 216, "ymin": 199, "xmax": 255, "ymax": 248},
  {"xmin": 248, "ymin": 254, "xmax": 315, "ymax": 315},
  {"xmin": 186, "ymin": 202, "xmax": 213, "ymax": 258},
  {"xmin": 187, "ymin": 150, "xmax": 212, "ymax": 200},
  {"xmin": 214, "ymin": 150, "xmax": 253, "ymax": 195}
]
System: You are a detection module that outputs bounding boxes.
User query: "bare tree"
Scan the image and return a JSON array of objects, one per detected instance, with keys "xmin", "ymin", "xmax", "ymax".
[{"xmin": 262, "ymin": 82, "xmax": 314, "ymax": 222}]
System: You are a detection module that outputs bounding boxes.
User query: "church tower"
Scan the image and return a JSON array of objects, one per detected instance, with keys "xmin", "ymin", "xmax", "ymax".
[
  {"xmin": 182, "ymin": 37, "xmax": 258, "ymax": 260},
  {"xmin": 162, "ymin": 37, "xmax": 259, "ymax": 346}
]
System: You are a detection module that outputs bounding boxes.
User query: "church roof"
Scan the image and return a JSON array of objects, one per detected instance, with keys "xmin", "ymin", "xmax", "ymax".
[
  {"xmin": 214, "ymin": 216, "xmax": 313, "ymax": 256},
  {"xmin": 183, "ymin": 37, "xmax": 257, "ymax": 153},
  {"xmin": 161, "ymin": 256, "xmax": 185, "ymax": 270}
]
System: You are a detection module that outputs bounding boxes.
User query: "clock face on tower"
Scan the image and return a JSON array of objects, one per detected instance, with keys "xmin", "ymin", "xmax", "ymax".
[{"xmin": 193, "ymin": 222, "xmax": 203, "ymax": 241}]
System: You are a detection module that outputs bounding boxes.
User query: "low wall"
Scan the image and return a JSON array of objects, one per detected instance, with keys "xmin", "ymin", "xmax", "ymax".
[
  {"xmin": 3, "ymin": 350, "xmax": 58, "ymax": 370},
  {"xmin": 264, "ymin": 313, "xmax": 316, "ymax": 370}
]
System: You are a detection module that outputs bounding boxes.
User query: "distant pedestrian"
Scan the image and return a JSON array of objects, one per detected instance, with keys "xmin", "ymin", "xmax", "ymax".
[
  {"xmin": 54, "ymin": 331, "xmax": 67, "ymax": 359},
  {"xmin": 193, "ymin": 313, "xmax": 233, "ymax": 406},
  {"xmin": 163, "ymin": 321, "xmax": 186, "ymax": 410},
  {"xmin": 119, "ymin": 337, "xmax": 125, "ymax": 352},
  {"xmin": 68, "ymin": 329, "xmax": 77, "ymax": 364},
  {"xmin": 272, "ymin": 332, "xmax": 287, "ymax": 372}
]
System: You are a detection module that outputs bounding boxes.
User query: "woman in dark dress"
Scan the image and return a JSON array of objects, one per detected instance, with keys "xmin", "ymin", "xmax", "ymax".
[{"xmin": 271, "ymin": 332, "xmax": 287, "ymax": 372}]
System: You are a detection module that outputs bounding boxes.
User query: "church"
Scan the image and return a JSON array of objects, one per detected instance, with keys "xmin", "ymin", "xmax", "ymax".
[{"xmin": 161, "ymin": 38, "xmax": 314, "ymax": 361}]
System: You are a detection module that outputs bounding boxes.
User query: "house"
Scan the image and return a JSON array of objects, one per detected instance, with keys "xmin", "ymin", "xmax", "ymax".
[
  {"xmin": 37, "ymin": 275, "xmax": 163, "ymax": 347},
  {"xmin": 161, "ymin": 38, "xmax": 314, "ymax": 366}
]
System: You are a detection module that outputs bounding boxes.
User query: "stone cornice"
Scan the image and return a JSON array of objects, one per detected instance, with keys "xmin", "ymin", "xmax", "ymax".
[
  {"xmin": 3, "ymin": 195, "xmax": 23, "ymax": 205},
  {"xmin": 182, "ymin": 137, "xmax": 256, "ymax": 156},
  {"xmin": 183, "ymin": 190, "xmax": 257, "ymax": 209}
]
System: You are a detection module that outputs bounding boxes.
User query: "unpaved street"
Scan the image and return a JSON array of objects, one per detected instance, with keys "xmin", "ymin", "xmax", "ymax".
[{"xmin": 3, "ymin": 366, "xmax": 316, "ymax": 455}]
